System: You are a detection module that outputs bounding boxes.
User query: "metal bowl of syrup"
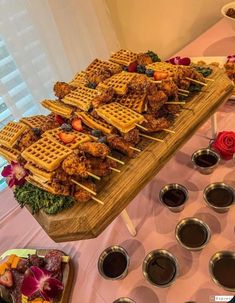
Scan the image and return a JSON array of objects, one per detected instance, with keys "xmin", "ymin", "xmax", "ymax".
[
  {"xmin": 209, "ymin": 251, "xmax": 235, "ymax": 292},
  {"xmin": 175, "ymin": 217, "xmax": 211, "ymax": 251},
  {"xmin": 192, "ymin": 148, "xmax": 220, "ymax": 175},
  {"xmin": 203, "ymin": 182, "xmax": 234, "ymax": 213},
  {"xmin": 113, "ymin": 298, "xmax": 135, "ymax": 303},
  {"xmin": 142, "ymin": 249, "xmax": 179, "ymax": 287}
]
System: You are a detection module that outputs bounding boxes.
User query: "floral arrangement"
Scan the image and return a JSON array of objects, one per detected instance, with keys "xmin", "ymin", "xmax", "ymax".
[{"xmin": 1, "ymin": 161, "xmax": 28, "ymax": 187}]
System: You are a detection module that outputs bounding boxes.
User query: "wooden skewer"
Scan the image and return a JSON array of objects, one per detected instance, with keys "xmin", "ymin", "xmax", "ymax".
[
  {"xmin": 204, "ymin": 78, "xmax": 214, "ymax": 82},
  {"xmin": 150, "ymin": 79, "xmax": 162, "ymax": 84},
  {"xmin": 107, "ymin": 155, "xmax": 125, "ymax": 165},
  {"xmin": 163, "ymin": 129, "xmax": 175, "ymax": 134},
  {"xmin": 129, "ymin": 146, "xmax": 141, "ymax": 152},
  {"xmin": 71, "ymin": 179, "xmax": 96, "ymax": 195},
  {"xmin": 110, "ymin": 167, "xmax": 121, "ymax": 173},
  {"xmin": 185, "ymin": 77, "xmax": 207, "ymax": 86},
  {"xmin": 178, "ymin": 88, "xmax": 189, "ymax": 93},
  {"xmin": 140, "ymin": 133, "xmax": 164, "ymax": 142},
  {"xmin": 87, "ymin": 172, "xmax": 101, "ymax": 181},
  {"xmin": 178, "ymin": 92, "xmax": 189, "ymax": 97},
  {"xmin": 91, "ymin": 196, "xmax": 104, "ymax": 205},
  {"xmin": 135, "ymin": 123, "xmax": 148, "ymax": 131},
  {"xmin": 165, "ymin": 102, "xmax": 186, "ymax": 105}
]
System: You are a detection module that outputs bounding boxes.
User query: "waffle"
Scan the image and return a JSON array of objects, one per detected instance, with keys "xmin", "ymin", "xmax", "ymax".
[
  {"xmin": 41, "ymin": 100, "xmax": 74, "ymax": 118},
  {"xmin": 69, "ymin": 71, "xmax": 87, "ymax": 87},
  {"xmin": 0, "ymin": 145, "xmax": 21, "ymax": 162},
  {"xmin": 62, "ymin": 86, "xmax": 100, "ymax": 111},
  {"xmin": 146, "ymin": 62, "xmax": 180, "ymax": 76},
  {"xmin": 110, "ymin": 49, "xmax": 137, "ymax": 66},
  {"xmin": 25, "ymin": 162, "xmax": 54, "ymax": 182},
  {"xmin": 86, "ymin": 58, "xmax": 121, "ymax": 74},
  {"xmin": 117, "ymin": 91, "xmax": 147, "ymax": 113},
  {"xmin": 77, "ymin": 111, "xmax": 114, "ymax": 134},
  {"xmin": 43, "ymin": 128, "xmax": 90, "ymax": 149},
  {"xmin": 96, "ymin": 102, "xmax": 145, "ymax": 133},
  {"xmin": 22, "ymin": 136, "xmax": 72, "ymax": 171},
  {"xmin": 0, "ymin": 122, "xmax": 28, "ymax": 148},
  {"xmin": 20, "ymin": 115, "xmax": 53, "ymax": 129},
  {"xmin": 26, "ymin": 175, "xmax": 57, "ymax": 195},
  {"xmin": 98, "ymin": 71, "xmax": 135, "ymax": 95}
]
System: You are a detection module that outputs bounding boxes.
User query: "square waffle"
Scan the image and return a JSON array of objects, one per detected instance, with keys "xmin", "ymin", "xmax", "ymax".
[
  {"xmin": 110, "ymin": 49, "xmax": 137, "ymax": 66},
  {"xmin": 96, "ymin": 102, "xmax": 145, "ymax": 133},
  {"xmin": 98, "ymin": 71, "xmax": 135, "ymax": 95},
  {"xmin": 26, "ymin": 175, "xmax": 57, "ymax": 195},
  {"xmin": 41, "ymin": 100, "xmax": 74, "ymax": 118},
  {"xmin": 146, "ymin": 62, "xmax": 180, "ymax": 76},
  {"xmin": 43, "ymin": 128, "xmax": 91, "ymax": 149},
  {"xmin": 25, "ymin": 162, "xmax": 54, "ymax": 182},
  {"xmin": 22, "ymin": 136, "xmax": 72, "ymax": 171},
  {"xmin": 86, "ymin": 58, "xmax": 121, "ymax": 74},
  {"xmin": 77, "ymin": 111, "xmax": 114, "ymax": 134},
  {"xmin": 0, "ymin": 145, "xmax": 21, "ymax": 162},
  {"xmin": 69, "ymin": 71, "xmax": 88, "ymax": 87},
  {"xmin": 0, "ymin": 122, "xmax": 28, "ymax": 148},
  {"xmin": 20, "ymin": 115, "xmax": 53, "ymax": 129},
  {"xmin": 117, "ymin": 91, "xmax": 147, "ymax": 113},
  {"xmin": 62, "ymin": 86, "xmax": 100, "ymax": 111}
]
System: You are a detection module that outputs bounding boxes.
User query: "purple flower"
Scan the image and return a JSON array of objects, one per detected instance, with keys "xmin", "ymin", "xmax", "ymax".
[
  {"xmin": 227, "ymin": 55, "xmax": 235, "ymax": 63},
  {"xmin": 21, "ymin": 266, "xmax": 63, "ymax": 301},
  {"xmin": 166, "ymin": 56, "xmax": 191, "ymax": 66},
  {"xmin": 1, "ymin": 161, "xmax": 28, "ymax": 188}
]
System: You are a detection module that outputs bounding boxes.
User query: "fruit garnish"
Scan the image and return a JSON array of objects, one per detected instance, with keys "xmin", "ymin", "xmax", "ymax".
[
  {"xmin": 71, "ymin": 118, "xmax": 83, "ymax": 131},
  {"xmin": 145, "ymin": 50, "xmax": 161, "ymax": 62},
  {"xmin": 0, "ymin": 270, "xmax": 13, "ymax": 288},
  {"xmin": 1, "ymin": 162, "xmax": 28, "ymax": 188},
  {"xmin": 60, "ymin": 123, "xmax": 72, "ymax": 132},
  {"xmin": 58, "ymin": 132, "xmax": 76, "ymax": 144},
  {"xmin": 87, "ymin": 82, "xmax": 97, "ymax": 89},
  {"xmin": 128, "ymin": 61, "xmax": 138, "ymax": 72},
  {"xmin": 154, "ymin": 71, "xmax": 169, "ymax": 80},
  {"xmin": 55, "ymin": 114, "xmax": 64, "ymax": 125},
  {"xmin": 21, "ymin": 266, "xmax": 63, "ymax": 301},
  {"xmin": 91, "ymin": 129, "xmax": 102, "ymax": 137},
  {"xmin": 145, "ymin": 69, "xmax": 154, "ymax": 77}
]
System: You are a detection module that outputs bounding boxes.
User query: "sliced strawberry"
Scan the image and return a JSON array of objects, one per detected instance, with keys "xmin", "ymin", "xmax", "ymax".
[
  {"xmin": 71, "ymin": 118, "xmax": 83, "ymax": 131},
  {"xmin": 0, "ymin": 270, "xmax": 13, "ymax": 287},
  {"xmin": 55, "ymin": 114, "xmax": 65, "ymax": 125},
  {"xmin": 128, "ymin": 61, "xmax": 138, "ymax": 72},
  {"xmin": 58, "ymin": 132, "xmax": 76, "ymax": 144},
  {"xmin": 154, "ymin": 71, "xmax": 169, "ymax": 81}
]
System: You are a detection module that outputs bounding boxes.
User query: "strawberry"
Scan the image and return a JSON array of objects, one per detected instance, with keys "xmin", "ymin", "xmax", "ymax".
[
  {"xmin": 58, "ymin": 132, "xmax": 76, "ymax": 144},
  {"xmin": 0, "ymin": 270, "xmax": 13, "ymax": 287},
  {"xmin": 154, "ymin": 71, "xmax": 169, "ymax": 81},
  {"xmin": 71, "ymin": 118, "xmax": 83, "ymax": 131},
  {"xmin": 128, "ymin": 61, "xmax": 137, "ymax": 72},
  {"xmin": 55, "ymin": 114, "xmax": 65, "ymax": 125}
]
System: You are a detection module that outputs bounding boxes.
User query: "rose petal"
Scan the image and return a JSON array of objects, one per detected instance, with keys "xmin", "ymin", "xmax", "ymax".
[
  {"xmin": 21, "ymin": 275, "xmax": 39, "ymax": 297},
  {"xmin": 41, "ymin": 277, "xmax": 64, "ymax": 300},
  {"xmin": 30, "ymin": 266, "xmax": 51, "ymax": 282},
  {"xmin": 1, "ymin": 165, "xmax": 13, "ymax": 177}
]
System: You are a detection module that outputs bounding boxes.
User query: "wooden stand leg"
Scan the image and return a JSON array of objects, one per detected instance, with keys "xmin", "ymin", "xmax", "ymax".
[
  {"xmin": 120, "ymin": 209, "xmax": 137, "ymax": 237},
  {"xmin": 211, "ymin": 113, "xmax": 217, "ymax": 139}
]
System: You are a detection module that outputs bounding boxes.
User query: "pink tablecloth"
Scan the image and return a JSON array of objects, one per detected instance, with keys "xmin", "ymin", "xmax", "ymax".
[{"xmin": 0, "ymin": 19, "xmax": 235, "ymax": 303}]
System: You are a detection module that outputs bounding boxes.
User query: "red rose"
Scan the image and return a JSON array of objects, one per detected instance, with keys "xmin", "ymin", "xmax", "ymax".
[{"xmin": 211, "ymin": 131, "xmax": 235, "ymax": 160}]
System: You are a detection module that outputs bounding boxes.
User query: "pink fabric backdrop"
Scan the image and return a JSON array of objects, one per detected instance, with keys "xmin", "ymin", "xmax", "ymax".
[{"xmin": 0, "ymin": 19, "xmax": 234, "ymax": 303}]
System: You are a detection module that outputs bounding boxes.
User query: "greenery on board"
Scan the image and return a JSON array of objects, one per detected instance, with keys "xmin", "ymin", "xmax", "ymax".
[
  {"xmin": 195, "ymin": 66, "xmax": 213, "ymax": 77},
  {"xmin": 14, "ymin": 182, "xmax": 74, "ymax": 215},
  {"xmin": 145, "ymin": 50, "xmax": 161, "ymax": 62}
]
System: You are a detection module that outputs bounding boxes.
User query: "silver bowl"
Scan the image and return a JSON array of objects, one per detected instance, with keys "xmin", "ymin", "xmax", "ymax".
[
  {"xmin": 142, "ymin": 249, "xmax": 179, "ymax": 287},
  {"xmin": 159, "ymin": 183, "xmax": 189, "ymax": 213},
  {"xmin": 203, "ymin": 182, "xmax": 234, "ymax": 213},
  {"xmin": 209, "ymin": 251, "xmax": 235, "ymax": 292},
  {"xmin": 113, "ymin": 298, "xmax": 135, "ymax": 303},
  {"xmin": 191, "ymin": 148, "xmax": 220, "ymax": 175},
  {"xmin": 175, "ymin": 217, "xmax": 211, "ymax": 251},
  {"xmin": 98, "ymin": 245, "xmax": 130, "ymax": 280}
]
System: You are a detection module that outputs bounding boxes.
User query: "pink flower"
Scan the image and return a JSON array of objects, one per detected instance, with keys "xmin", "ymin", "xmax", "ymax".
[
  {"xmin": 166, "ymin": 56, "xmax": 191, "ymax": 66},
  {"xmin": 227, "ymin": 55, "xmax": 235, "ymax": 63},
  {"xmin": 21, "ymin": 266, "xmax": 63, "ymax": 301},
  {"xmin": 1, "ymin": 161, "xmax": 28, "ymax": 187}
]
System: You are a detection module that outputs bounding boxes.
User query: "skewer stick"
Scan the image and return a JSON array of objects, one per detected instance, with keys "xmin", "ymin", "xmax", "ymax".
[
  {"xmin": 163, "ymin": 129, "xmax": 175, "ymax": 134},
  {"xmin": 91, "ymin": 196, "xmax": 104, "ymax": 205},
  {"xmin": 165, "ymin": 102, "xmax": 186, "ymax": 105},
  {"xmin": 185, "ymin": 77, "xmax": 207, "ymax": 86},
  {"xmin": 149, "ymin": 79, "xmax": 162, "ymax": 84},
  {"xmin": 178, "ymin": 88, "xmax": 189, "ymax": 93},
  {"xmin": 140, "ymin": 133, "xmax": 164, "ymax": 142},
  {"xmin": 129, "ymin": 146, "xmax": 141, "ymax": 152},
  {"xmin": 135, "ymin": 123, "xmax": 148, "ymax": 131},
  {"xmin": 87, "ymin": 172, "xmax": 101, "ymax": 181},
  {"xmin": 110, "ymin": 167, "xmax": 121, "ymax": 173},
  {"xmin": 71, "ymin": 179, "xmax": 97, "ymax": 195},
  {"xmin": 107, "ymin": 155, "xmax": 125, "ymax": 165},
  {"xmin": 204, "ymin": 78, "xmax": 214, "ymax": 82},
  {"xmin": 178, "ymin": 93, "xmax": 188, "ymax": 97}
]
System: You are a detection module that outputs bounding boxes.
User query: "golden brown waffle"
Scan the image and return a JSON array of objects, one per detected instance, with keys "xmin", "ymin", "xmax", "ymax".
[
  {"xmin": 117, "ymin": 91, "xmax": 147, "ymax": 113},
  {"xmin": 26, "ymin": 175, "xmax": 57, "ymax": 195},
  {"xmin": 22, "ymin": 136, "xmax": 72, "ymax": 171},
  {"xmin": 110, "ymin": 49, "xmax": 137, "ymax": 66},
  {"xmin": 0, "ymin": 145, "xmax": 21, "ymax": 162},
  {"xmin": 69, "ymin": 71, "xmax": 88, "ymax": 87},
  {"xmin": 86, "ymin": 58, "xmax": 121, "ymax": 74},
  {"xmin": 25, "ymin": 162, "xmax": 54, "ymax": 182},
  {"xmin": 43, "ymin": 128, "xmax": 90, "ymax": 149},
  {"xmin": 146, "ymin": 62, "xmax": 179, "ymax": 76},
  {"xmin": 41, "ymin": 100, "xmax": 74, "ymax": 118},
  {"xmin": 0, "ymin": 122, "xmax": 28, "ymax": 148},
  {"xmin": 96, "ymin": 102, "xmax": 145, "ymax": 133},
  {"xmin": 62, "ymin": 86, "xmax": 100, "ymax": 111},
  {"xmin": 77, "ymin": 111, "xmax": 114, "ymax": 134},
  {"xmin": 20, "ymin": 115, "xmax": 53, "ymax": 129},
  {"xmin": 98, "ymin": 71, "xmax": 135, "ymax": 95}
]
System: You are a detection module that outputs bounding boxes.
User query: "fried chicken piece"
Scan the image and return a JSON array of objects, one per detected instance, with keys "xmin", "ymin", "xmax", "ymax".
[
  {"xmin": 107, "ymin": 135, "xmax": 134, "ymax": 157},
  {"xmin": 137, "ymin": 53, "xmax": 153, "ymax": 66},
  {"xmin": 159, "ymin": 79, "xmax": 179, "ymax": 99},
  {"xmin": 62, "ymin": 153, "xmax": 89, "ymax": 177},
  {"xmin": 147, "ymin": 90, "xmax": 168, "ymax": 113},
  {"xmin": 121, "ymin": 128, "xmax": 140, "ymax": 145},
  {"xmin": 142, "ymin": 114, "xmax": 171, "ymax": 132},
  {"xmin": 40, "ymin": 113, "xmax": 60, "ymax": 132},
  {"xmin": 129, "ymin": 74, "xmax": 151, "ymax": 92},
  {"xmin": 74, "ymin": 180, "xmax": 96, "ymax": 203},
  {"xmin": 53, "ymin": 81, "xmax": 76, "ymax": 99},
  {"xmin": 79, "ymin": 142, "xmax": 110, "ymax": 159},
  {"xmin": 50, "ymin": 179, "xmax": 71, "ymax": 196},
  {"xmin": 16, "ymin": 129, "xmax": 39, "ymax": 152},
  {"xmin": 86, "ymin": 67, "xmax": 112, "ymax": 85},
  {"xmin": 53, "ymin": 167, "xmax": 71, "ymax": 182},
  {"xmin": 164, "ymin": 104, "xmax": 181, "ymax": 114},
  {"xmin": 87, "ymin": 157, "xmax": 112, "ymax": 177},
  {"xmin": 92, "ymin": 87, "xmax": 115, "ymax": 108}
]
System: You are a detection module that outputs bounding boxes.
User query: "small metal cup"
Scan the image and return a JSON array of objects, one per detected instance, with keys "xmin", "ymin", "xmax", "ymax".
[
  {"xmin": 159, "ymin": 183, "xmax": 189, "ymax": 212},
  {"xmin": 191, "ymin": 148, "xmax": 220, "ymax": 175},
  {"xmin": 113, "ymin": 298, "xmax": 135, "ymax": 303},
  {"xmin": 209, "ymin": 251, "xmax": 235, "ymax": 292},
  {"xmin": 203, "ymin": 182, "xmax": 234, "ymax": 213},
  {"xmin": 142, "ymin": 249, "xmax": 179, "ymax": 287},
  {"xmin": 98, "ymin": 245, "xmax": 130, "ymax": 280},
  {"xmin": 175, "ymin": 217, "xmax": 211, "ymax": 251}
]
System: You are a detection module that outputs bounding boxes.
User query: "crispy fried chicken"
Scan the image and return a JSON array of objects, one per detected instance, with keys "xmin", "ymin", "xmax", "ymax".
[
  {"xmin": 142, "ymin": 114, "xmax": 171, "ymax": 132},
  {"xmin": 87, "ymin": 157, "xmax": 114, "ymax": 177},
  {"xmin": 62, "ymin": 153, "xmax": 90, "ymax": 177},
  {"xmin": 16, "ymin": 129, "xmax": 39, "ymax": 152},
  {"xmin": 159, "ymin": 79, "xmax": 179, "ymax": 99},
  {"xmin": 53, "ymin": 81, "xmax": 76, "ymax": 99},
  {"xmin": 92, "ymin": 87, "xmax": 115, "ymax": 108},
  {"xmin": 121, "ymin": 128, "xmax": 140, "ymax": 145},
  {"xmin": 107, "ymin": 135, "xmax": 134, "ymax": 157},
  {"xmin": 147, "ymin": 90, "xmax": 168, "ymax": 113},
  {"xmin": 86, "ymin": 67, "xmax": 112, "ymax": 85},
  {"xmin": 129, "ymin": 74, "xmax": 151, "ymax": 92},
  {"xmin": 79, "ymin": 142, "xmax": 110, "ymax": 159},
  {"xmin": 74, "ymin": 180, "xmax": 96, "ymax": 203},
  {"xmin": 137, "ymin": 53, "xmax": 153, "ymax": 66}
]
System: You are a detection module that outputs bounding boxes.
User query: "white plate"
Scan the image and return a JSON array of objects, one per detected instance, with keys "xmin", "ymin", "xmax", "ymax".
[{"xmin": 191, "ymin": 56, "xmax": 235, "ymax": 100}]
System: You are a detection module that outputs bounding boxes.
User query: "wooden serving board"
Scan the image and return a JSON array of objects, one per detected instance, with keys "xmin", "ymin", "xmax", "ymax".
[{"xmin": 27, "ymin": 68, "xmax": 234, "ymax": 242}]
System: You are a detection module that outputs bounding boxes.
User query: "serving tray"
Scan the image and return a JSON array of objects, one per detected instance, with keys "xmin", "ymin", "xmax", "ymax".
[{"xmin": 26, "ymin": 67, "xmax": 234, "ymax": 242}]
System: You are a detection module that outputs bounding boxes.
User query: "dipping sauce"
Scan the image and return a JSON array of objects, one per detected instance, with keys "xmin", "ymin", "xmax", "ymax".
[
  {"xmin": 162, "ymin": 188, "xmax": 186, "ymax": 207},
  {"xmin": 206, "ymin": 187, "xmax": 234, "ymax": 207},
  {"xmin": 147, "ymin": 255, "xmax": 176, "ymax": 286},
  {"xmin": 102, "ymin": 251, "xmax": 128, "ymax": 278},
  {"xmin": 212, "ymin": 257, "xmax": 235, "ymax": 289},
  {"xmin": 226, "ymin": 8, "xmax": 235, "ymax": 19},
  {"xmin": 178, "ymin": 222, "xmax": 208, "ymax": 248},
  {"xmin": 194, "ymin": 153, "xmax": 218, "ymax": 167}
]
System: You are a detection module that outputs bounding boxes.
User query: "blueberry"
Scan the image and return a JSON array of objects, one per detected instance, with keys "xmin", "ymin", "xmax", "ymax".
[
  {"xmin": 145, "ymin": 69, "xmax": 154, "ymax": 77},
  {"xmin": 137, "ymin": 64, "xmax": 146, "ymax": 74},
  {"xmin": 91, "ymin": 129, "xmax": 102, "ymax": 137},
  {"xmin": 87, "ymin": 82, "xmax": 97, "ymax": 89},
  {"xmin": 98, "ymin": 136, "xmax": 107, "ymax": 143},
  {"xmin": 61, "ymin": 123, "xmax": 72, "ymax": 131},
  {"xmin": 32, "ymin": 128, "xmax": 41, "ymax": 136},
  {"xmin": 122, "ymin": 66, "xmax": 128, "ymax": 71}
]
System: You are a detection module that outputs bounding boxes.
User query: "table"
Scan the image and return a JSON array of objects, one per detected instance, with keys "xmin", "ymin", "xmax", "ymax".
[{"xmin": 0, "ymin": 19, "xmax": 234, "ymax": 303}]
